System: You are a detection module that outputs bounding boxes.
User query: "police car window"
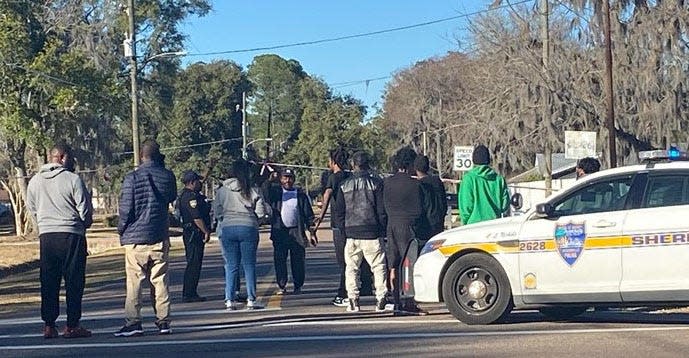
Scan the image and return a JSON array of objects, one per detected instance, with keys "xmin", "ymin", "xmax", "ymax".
[
  {"xmin": 553, "ymin": 176, "xmax": 633, "ymax": 216},
  {"xmin": 643, "ymin": 175, "xmax": 689, "ymax": 208}
]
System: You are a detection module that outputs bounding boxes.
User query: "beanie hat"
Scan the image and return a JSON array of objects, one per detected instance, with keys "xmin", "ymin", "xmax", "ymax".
[{"xmin": 472, "ymin": 145, "xmax": 490, "ymax": 165}]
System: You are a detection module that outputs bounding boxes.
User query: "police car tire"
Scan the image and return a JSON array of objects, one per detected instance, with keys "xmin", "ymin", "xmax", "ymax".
[
  {"xmin": 442, "ymin": 253, "xmax": 513, "ymax": 325},
  {"xmin": 538, "ymin": 306, "xmax": 587, "ymax": 321}
]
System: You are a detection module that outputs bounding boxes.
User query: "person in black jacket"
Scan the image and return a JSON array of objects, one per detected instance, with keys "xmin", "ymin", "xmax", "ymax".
[
  {"xmin": 414, "ymin": 155, "xmax": 447, "ymax": 238},
  {"xmin": 315, "ymin": 147, "xmax": 374, "ymax": 307},
  {"xmin": 266, "ymin": 168, "xmax": 315, "ymax": 295},
  {"xmin": 115, "ymin": 139, "xmax": 177, "ymax": 337},
  {"xmin": 333, "ymin": 151, "xmax": 388, "ymax": 313},
  {"xmin": 384, "ymin": 147, "xmax": 430, "ymax": 315}
]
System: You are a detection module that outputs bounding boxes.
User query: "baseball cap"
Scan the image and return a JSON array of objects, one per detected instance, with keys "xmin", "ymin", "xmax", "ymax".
[
  {"xmin": 181, "ymin": 170, "xmax": 203, "ymax": 184},
  {"xmin": 281, "ymin": 168, "xmax": 296, "ymax": 177}
]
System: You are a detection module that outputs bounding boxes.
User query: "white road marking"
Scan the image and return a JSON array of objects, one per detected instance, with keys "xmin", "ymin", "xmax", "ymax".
[
  {"xmin": 5, "ymin": 326, "xmax": 689, "ymax": 350},
  {"xmin": 0, "ymin": 307, "xmax": 281, "ymax": 327},
  {"xmin": 263, "ymin": 319, "xmax": 459, "ymax": 327}
]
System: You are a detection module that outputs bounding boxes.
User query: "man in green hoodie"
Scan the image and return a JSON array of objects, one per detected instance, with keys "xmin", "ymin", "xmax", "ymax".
[{"xmin": 458, "ymin": 145, "xmax": 510, "ymax": 225}]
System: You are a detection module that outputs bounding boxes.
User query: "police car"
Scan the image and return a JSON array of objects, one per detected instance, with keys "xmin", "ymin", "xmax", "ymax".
[{"xmin": 413, "ymin": 149, "xmax": 689, "ymax": 324}]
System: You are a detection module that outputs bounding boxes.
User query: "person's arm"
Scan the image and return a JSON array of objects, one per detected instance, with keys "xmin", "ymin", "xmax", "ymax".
[
  {"xmin": 167, "ymin": 171, "xmax": 177, "ymax": 204},
  {"xmin": 500, "ymin": 176, "xmax": 510, "ymax": 215},
  {"xmin": 25, "ymin": 179, "xmax": 37, "ymax": 219},
  {"xmin": 213, "ymin": 188, "xmax": 224, "ymax": 223},
  {"xmin": 253, "ymin": 189, "xmax": 270, "ymax": 221},
  {"xmin": 186, "ymin": 193, "xmax": 211, "ymax": 241},
  {"xmin": 420, "ymin": 182, "xmax": 435, "ymax": 230},
  {"xmin": 315, "ymin": 188, "xmax": 333, "ymax": 230},
  {"xmin": 74, "ymin": 177, "xmax": 93, "ymax": 229},
  {"xmin": 375, "ymin": 181, "xmax": 387, "ymax": 238},
  {"xmin": 118, "ymin": 174, "xmax": 135, "ymax": 236},
  {"xmin": 332, "ymin": 186, "xmax": 346, "ymax": 235},
  {"xmin": 458, "ymin": 176, "xmax": 474, "ymax": 225}
]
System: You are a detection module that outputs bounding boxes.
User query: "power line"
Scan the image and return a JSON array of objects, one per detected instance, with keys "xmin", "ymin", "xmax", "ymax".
[
  {"xmin": 115, "ymin": 137, "xmax": 243, "ymax": 155},
  {"xmin": 330, "ymin": 76, "xmax": 392, "ymax": 89},
  {"xmin": 185, "ymin": 1, "xmax": 532, "ymax": 57}
]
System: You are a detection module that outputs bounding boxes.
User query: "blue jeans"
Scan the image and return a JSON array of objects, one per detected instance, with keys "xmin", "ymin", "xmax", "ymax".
[{"xmin": 219, "ymin": 226, "xmax": 259, "ymax": 302}]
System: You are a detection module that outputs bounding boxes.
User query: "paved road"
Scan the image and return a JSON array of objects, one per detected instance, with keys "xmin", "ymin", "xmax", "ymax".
[{"xmin": 1, "ymin": 228, "xmax": 689, "ymax": 357}]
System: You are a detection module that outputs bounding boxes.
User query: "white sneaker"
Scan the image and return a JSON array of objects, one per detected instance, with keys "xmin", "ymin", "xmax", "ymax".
[
  {"xmin": 225, "ymin": 300, "xmax": 237, "ymax": 310},
  {"xmin": 246, "ymin": 300, "xmax": 263, "ymax": 310}
]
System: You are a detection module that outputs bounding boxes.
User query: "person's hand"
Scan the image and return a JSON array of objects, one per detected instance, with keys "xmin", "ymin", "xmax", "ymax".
[
  {"xmin": 309, "ymin": 227, "xmax": 319, "ymax": 247},
  {"xmin": 204, "ymin": 232, "xmax": 211, "ymax": 243}
]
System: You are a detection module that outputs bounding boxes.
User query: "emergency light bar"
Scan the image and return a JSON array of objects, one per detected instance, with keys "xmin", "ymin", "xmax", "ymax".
[{"xmin": 638, "ymin": 148, "xmax": 689, "ymax": 163}]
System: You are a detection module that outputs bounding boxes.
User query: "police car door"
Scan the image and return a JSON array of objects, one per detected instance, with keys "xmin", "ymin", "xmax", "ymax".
[
  {"xmin": 620, "ymin": 170, "xmax": 689, "ymax": 301},
  {"xmin": 517, "ymin": 175, "xmax": 634, "ymax": 304}
]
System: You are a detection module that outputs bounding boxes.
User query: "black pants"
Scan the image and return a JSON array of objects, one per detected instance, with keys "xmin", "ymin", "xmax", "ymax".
[
  {"xmin": 386, "ymin": 219, "xmax": 417, "ymax": 306},
  {"xmin": 182, "ymin": 226, "xmax": 206, "ymax": 298},
  {"xmin": 40, "ymin": 233, "xmax": 87, "ymax": 328},
  {"xmin": 272, "ymin": 228, "xmax": 306, "ymax": 289},
  {"xmin": 333, "ymin": 228, "xmax": 373, "ymax": 297}
]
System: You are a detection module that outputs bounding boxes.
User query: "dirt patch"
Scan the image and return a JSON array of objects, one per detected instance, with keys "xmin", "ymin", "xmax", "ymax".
[{"xmin": 0, "ymin": 244, "xmax": 39, "ymax": 270}]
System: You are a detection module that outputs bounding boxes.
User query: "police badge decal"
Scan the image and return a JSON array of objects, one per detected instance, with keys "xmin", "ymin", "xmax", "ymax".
[{"xmin": 554, "ymin": 222, "xmax": 586, "ymax": 266}]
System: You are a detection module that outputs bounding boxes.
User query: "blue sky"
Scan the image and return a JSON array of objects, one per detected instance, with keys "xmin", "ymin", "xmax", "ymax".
[{"xmin": 180, "ymin": 1, "xmax": 493, "ymax": 116}]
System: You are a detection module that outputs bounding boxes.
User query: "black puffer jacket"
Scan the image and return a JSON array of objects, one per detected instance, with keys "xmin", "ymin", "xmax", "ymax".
[
  {"xmin": 118, "ymin": 160, "xmax": 177, "ymax": 245},
  {"xmin": 333, "ymin": 170, "xmax": 387, "ymax": 239}
]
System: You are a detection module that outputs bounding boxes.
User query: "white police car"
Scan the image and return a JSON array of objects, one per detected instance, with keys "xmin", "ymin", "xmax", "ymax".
[{"xmin": 414, "ymin": 149, "xmax": 689, "ymax": 324}]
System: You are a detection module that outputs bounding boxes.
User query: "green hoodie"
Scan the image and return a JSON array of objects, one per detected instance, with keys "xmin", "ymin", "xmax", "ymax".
[{"xmin": 458, "ymin": 165, "xmax": 510, "ymax": 225}]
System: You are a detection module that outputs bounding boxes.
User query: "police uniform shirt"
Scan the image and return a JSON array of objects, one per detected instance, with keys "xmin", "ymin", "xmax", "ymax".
[{"xmin": 179, "ymin": 188, "xmax": 211, "ymax": 229}]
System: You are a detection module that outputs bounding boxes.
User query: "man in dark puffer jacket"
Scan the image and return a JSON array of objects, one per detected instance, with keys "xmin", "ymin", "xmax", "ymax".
[{"xmin": 115, "ymin": 139, "xmax": 177, "ymax": 337}]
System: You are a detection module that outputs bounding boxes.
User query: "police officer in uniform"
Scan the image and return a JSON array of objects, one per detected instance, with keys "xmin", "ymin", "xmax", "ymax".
[{"xmin": 178, "ymin": 170, "xmax": 211, "ymax": 302}]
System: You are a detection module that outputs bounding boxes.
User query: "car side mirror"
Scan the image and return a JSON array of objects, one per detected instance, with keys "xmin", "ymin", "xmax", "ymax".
[
  {"xmin": 536, "ymin": 203, "xmax": 555, "ymax": 217},
  {"xmin": 510, "ymin": 193, "xmax": 523, "ymax": 210}
]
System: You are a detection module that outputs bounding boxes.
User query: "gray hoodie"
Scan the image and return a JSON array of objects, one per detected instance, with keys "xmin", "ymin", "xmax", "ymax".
[
  {"xmin": 26, "ymin": 163, "xmax": 93, "ymax": 236},
  {"xmin": 214, "ymin": 178, "xmax": 269, "ymax": 233}
]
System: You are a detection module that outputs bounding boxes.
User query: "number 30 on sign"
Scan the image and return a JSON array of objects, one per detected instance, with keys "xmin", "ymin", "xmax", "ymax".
[{"xmin": 453, "ymin": 146, "xmax": 474, "ymax": 171}]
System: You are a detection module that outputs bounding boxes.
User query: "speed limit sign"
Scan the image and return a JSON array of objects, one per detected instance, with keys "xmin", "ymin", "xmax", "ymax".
[{"xmin": 453, "ymin": 146, "xmax": 474, "ymax": 171}]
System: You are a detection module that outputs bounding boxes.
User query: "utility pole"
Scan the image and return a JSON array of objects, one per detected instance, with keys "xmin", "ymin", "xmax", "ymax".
[
  {"xmin": 436, "ymin": 97, "xmax": 443, "ymax": 177},
  {"xmin": 127, "ymin": 0, "xmax": 140, "ymax": 167},
  {"xmin": 436, "ymin": 133, "xmax": 442, "ymax": 177},
  {"xmin": 602, "ymin": 0, "xmax": 617, "ymax": 167},
  {"xmin": 541, "ymin": 0, "xmax": 553, "ymax": 197},
  {"xmin": 266, "ymin": 103, "xmax": 272, "ymax": 160},
  {"xmin": 241, "ymin": 91, "xmax": 247, "ymax": 159}
]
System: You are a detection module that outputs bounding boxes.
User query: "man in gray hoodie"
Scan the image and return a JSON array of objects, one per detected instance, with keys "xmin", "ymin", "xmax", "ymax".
[{"xmin": 26, "ymin": 143, "xmax": 93, "ymax": 339}]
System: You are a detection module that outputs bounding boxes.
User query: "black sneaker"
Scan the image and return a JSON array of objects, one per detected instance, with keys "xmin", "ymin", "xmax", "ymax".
[
  {"xmin": 331, "ymin": 296, "xmax": 349, "ymax": 307},
  {"xmin": 375, "ymin": 297, "xmax": 388, "ymax": 312},
  {"xmin": 394, "ymin": 303, "xmax": 429, "ymax": 316},
  {"xmin": 346, "ymin": 298, "xmax": 360, "ymax": 312},
  {"xmin": 156, "ymin": 321, "xmax": 171, "ymax": 335},
  {"xmin": 114, "ymin": 323, "xmax": 144, "ymax": 337}
]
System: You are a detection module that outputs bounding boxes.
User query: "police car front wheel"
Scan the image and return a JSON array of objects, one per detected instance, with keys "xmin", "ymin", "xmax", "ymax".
[{"xmin": 442, "ymin": 253, "xmax": 513, "ymax": 325}]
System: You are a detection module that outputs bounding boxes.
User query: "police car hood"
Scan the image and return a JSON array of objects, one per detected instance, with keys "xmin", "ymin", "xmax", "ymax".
[{"xmin": 432, "ymin": 216, "xmax": 522, "ymax": 245}]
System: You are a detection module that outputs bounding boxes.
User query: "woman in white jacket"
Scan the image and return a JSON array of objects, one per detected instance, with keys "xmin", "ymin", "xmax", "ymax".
[{"xmin": 214, "ymin": 159, "xmax": 269, "ymax": 310}]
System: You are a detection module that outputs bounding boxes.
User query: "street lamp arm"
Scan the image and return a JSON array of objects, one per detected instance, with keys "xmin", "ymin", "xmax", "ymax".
[
  {"xmin": 246, "ymin": 138, "xmax": 272, "ymax": 147},
  {"xmin": 142, "ymin": 51, "xmax": 187, "ymax": 63}
]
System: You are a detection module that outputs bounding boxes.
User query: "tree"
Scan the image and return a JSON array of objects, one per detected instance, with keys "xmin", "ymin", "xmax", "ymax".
[
  {"xmin": 159, "ymin": 60, "xmax": 250, "ymax": 180},
  {"xmin": 247, "ymin": 54, "xmax": 306, "ymax": 161},
  {"xmin": 286, "ymin": 77, "xmax": 366, "ymax": 167}
]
